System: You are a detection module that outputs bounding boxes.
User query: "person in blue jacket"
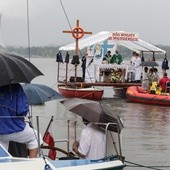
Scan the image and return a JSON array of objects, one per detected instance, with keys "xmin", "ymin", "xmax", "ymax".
[
  {"xmin": 162, "ymin": 54, "xmax": 169, "ymax": 73},
  {"xmin": 0, "ymin": 84, "xmax": 38, "ymax": 158}
]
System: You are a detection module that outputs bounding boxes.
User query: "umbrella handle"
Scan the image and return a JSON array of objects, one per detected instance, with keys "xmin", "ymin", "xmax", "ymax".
[{"xmin": 74, "ymin": 121, "xmax": 77, "ymax": 142}]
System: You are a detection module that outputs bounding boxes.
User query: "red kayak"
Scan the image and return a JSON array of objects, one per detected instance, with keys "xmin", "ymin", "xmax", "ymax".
[{"xmin": 126, "ymin": 86, "xmax": 170, "ymax": 106}]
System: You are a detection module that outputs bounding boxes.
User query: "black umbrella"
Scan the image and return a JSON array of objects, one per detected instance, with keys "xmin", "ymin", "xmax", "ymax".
[
  {"xmin": 140, "ymin": 60, "xmax": 159, "ymax": 67},
  {"xmin": 61, "ymin": 98, "xmax": 124, "ymax": 133},
  {"xmin": 22, "ymin": 83, "xmax": 63, "ymax": 105},
  {"xmin": 0, "ymin": 52, "xmax": 43, "ymax": 86}
]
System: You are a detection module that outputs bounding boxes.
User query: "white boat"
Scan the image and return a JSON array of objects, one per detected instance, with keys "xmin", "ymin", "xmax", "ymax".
[
  {"xmin": 0, "ymin": 121, "xmax": 125, "ymax": 170},
  {"xmin": 0, "ymin": 142, "xmax": 124, "ymax": 170},
  {"xmin": 0, "ymin": 151, "xmax": 124, "ymax": 170}
]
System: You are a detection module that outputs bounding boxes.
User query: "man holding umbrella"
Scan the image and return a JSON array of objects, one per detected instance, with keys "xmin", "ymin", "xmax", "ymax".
[
  {"xmin": 0, "ymin": 83, "xmax": 38, "ymax": 158},
  {"xmin": 72, "ymin": 118, "xmax": 105, "ymax": 159},
  {"xmin": 61, "ymin": 98, "xmax": 124, "ymax": 160}
]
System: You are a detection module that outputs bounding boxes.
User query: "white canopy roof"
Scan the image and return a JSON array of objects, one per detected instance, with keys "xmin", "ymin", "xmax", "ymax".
[
  {"xmin": 59, "ymin": 31, "xmax": 109, "ymax": 51},
  {"xmin": 59, "ymin": 31, "xmax": 166, "ymax": 54}
]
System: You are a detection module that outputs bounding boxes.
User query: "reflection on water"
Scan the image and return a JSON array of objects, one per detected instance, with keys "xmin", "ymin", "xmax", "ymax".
[{"xmin": 30, "ymin": 58, "xmax": 170, "ymax": 169}]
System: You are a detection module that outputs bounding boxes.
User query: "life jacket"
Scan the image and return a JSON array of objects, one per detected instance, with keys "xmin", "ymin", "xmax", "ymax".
[{"xmin": 150, "ymin": 81, "xmax": 161, "ymax": 95}]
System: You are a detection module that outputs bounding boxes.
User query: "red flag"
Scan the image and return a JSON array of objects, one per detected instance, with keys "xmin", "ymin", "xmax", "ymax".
[
  {"xmin": 43, "ymin": 131, "xmax": 55, "ymax": 146},
  {"xmin": 43, "ymin": 118, "xmax": 57, "ymax": 160},
  {"xmin": 48, "ymin": 149, "xmax": 57, "ymax": 160}
]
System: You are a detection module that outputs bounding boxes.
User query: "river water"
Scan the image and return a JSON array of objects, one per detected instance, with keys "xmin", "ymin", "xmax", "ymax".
[{"xmin": 30, "ymin": 58, "xmax": 170, "ymax": 170}]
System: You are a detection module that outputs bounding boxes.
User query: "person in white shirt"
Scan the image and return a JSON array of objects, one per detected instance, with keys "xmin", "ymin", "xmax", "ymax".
[
  {"xmin": 152, "ymin": 68, "xmax": 160, "ymax": 82},
  {"xmin": 130, "ymin": 51, "xmax": 137, "ymax": 65},
  {"xmin": 127, "ymin": 61, "xmax": 135, "ymax": 82},
  {"xmin": 72, "ymin": 118, "xmax": 105, "ymax": 160},
  {"xmin": 142, "ymin": 67, "xmax": 150, "ymax": 91},
  {"xmin": 134, "ymin": 53, "xmax": 142, "ymax": 83}
]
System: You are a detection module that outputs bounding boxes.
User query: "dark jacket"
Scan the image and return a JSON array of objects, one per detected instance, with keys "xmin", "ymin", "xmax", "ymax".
[
  {"xmin": 81, "ymin": 56, "xmax": 86, "ymax": 68},
  {"xmin": 162, "ymin": 58, "xmax": 169, "ymax": 70}
]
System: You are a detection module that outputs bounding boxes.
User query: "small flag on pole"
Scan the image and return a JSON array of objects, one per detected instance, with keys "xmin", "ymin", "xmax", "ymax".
[
  {"xmin": 43, "ymin": 127, "xmax": 55, "ymax": 146},
  {"xmin": 43, "ymin": 116, "xmax": 57, "ymax": 160}
]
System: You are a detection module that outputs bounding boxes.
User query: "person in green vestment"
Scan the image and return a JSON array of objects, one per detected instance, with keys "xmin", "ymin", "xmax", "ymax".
[
  {"xmin": 111, "ymin": 50, "xmax": 123, "ymax": 64},
  {"xmin": 102, "ymin": 51, "xmax": 113, "ymax": 82},
  {"xmin": 103, "ymin": 50, "xmax": 112, "ymax": 64}
]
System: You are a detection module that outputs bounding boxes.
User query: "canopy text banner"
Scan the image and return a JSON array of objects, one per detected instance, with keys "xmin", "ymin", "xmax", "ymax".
[{"xmin": 109, "ymin": 31, "xmax": 139, "ymax": 41}]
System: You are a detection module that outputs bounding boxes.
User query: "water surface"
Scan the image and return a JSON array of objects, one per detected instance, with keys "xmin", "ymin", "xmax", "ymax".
[{"xmin": 30, "ymin": 58, "xmax": 170, "ymax": 170}]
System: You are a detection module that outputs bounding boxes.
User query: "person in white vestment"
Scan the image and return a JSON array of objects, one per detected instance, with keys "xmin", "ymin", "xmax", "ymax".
[
  {"xmin": 127, "ymin": 61, "xmax": 135, "ymax": 82},
  {"xmin": 72, "ymin": 118, "xmax": 105, "ymax": 160},
  {"xmin": 130, "ymin": 51, "xmax": 137, "ymax": 65},
  {"xmin": 134, "ymin": 53, "xmax": 142, "ymax": 82}
]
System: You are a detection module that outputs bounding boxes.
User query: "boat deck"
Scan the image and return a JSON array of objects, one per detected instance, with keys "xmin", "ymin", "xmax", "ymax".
[{"xmin": 58, "ymin": 81, "xmax": 141, "ymax": 88}]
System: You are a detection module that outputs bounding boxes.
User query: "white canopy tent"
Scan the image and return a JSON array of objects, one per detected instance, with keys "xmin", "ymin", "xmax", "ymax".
[
  {"xmin": 59, "ymin": 31, "xmax": 109, "ymax": 51},
  {"xmin": 59, "ymin": 31, "xmax": 166, "ymax": 55}
]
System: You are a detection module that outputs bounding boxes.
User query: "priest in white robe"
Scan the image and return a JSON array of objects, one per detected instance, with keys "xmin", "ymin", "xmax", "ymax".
[{"xmin": 134, "ymin": 53, "xmax": 142, "ymax": 82}]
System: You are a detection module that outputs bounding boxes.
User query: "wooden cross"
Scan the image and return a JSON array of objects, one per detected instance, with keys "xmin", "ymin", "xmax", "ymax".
[
  {"xmin": 63, "ymin": 20, "xmax": 92, "ymax": 55},
  {"xmin": 63, "ymin": 20, "xmax": 92, "ymax": 82}
]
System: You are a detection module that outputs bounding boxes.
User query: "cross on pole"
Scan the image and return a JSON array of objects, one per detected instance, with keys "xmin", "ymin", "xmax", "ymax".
[
  {"xmin": 102, "ymin": 40, "xmax": 114, "ymax": 56},
  {"xmin": 63, "ymin": 20, "xmax": 92, "ymax": 82}
]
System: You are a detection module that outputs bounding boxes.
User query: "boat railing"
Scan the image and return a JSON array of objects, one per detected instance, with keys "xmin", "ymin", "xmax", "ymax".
[
  {"xmin": 36, "ymin": 116, "xmax": 123, "ymax": 161},
  {"xmin": 57, "ymin": 62, "xmax": 82, "ymax": 83},
  {"xmin": 93, "ymin": 122, "xmax": 123, "ymax": 161},
  {"xmin": 54, "ymin": 139, "xmax": 69, "ymax": 153}
]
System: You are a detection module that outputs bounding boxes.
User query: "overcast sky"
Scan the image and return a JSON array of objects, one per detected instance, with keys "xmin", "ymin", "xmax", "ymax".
[{"xmin": 0, "ymin": 0, "xmax": 169, "ymax": 47}]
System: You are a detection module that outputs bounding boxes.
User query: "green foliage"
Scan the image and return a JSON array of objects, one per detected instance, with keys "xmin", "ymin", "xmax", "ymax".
[
  {"xmin": 6, "ymin": 44, "xmax": 170, "ymax": 59},
  {"xmin": 6, "ymin": 46, "xmax": 61, "ymax": 58}
]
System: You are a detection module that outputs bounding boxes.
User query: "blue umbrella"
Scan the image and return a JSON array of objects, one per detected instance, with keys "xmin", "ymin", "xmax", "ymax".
[{"xmin": 21, "ymin": 83, "xmax": 63, "ymax": 105}]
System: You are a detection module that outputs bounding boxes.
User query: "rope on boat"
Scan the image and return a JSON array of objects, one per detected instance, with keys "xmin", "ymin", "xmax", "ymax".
[
  {"xmin": 59, "ymin": 0, "xmax": 72, "ymax": 30},
  {"xmin": 125, "ymin": 160, "xmax": 170, "ymax": 170}
]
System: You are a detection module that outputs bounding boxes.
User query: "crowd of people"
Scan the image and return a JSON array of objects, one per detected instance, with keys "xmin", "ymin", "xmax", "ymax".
[
  {"xmin": 126, "ymin": 51, "xmax": 170, "ymax": 95},
  {"xmin": 140, "ymin": 54, "xmax": 170, "ymax": 94},
  {"xmin": 56, "ymin": 50, "xmax": 170, "ymax": 94}
]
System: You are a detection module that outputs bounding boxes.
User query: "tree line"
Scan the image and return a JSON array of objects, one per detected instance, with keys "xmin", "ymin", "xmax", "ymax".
[{"xmin": 6, "ymin": 44, "xmax": 170, "ymax": 60}]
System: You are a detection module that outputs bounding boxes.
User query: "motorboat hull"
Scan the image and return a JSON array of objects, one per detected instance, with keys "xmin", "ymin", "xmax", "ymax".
[{"xmin": 126, "ymin": 86, "xmax": 170, "ymax": 106}]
